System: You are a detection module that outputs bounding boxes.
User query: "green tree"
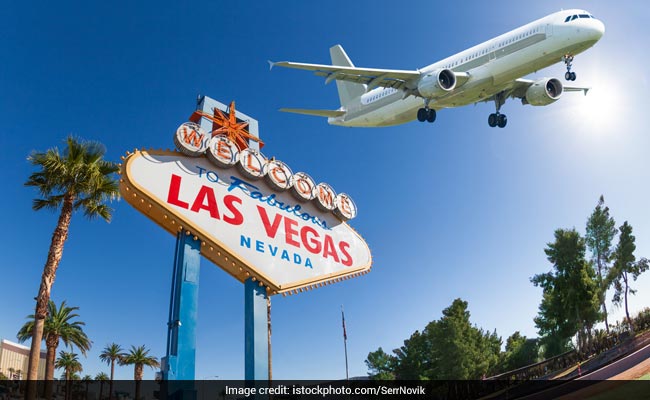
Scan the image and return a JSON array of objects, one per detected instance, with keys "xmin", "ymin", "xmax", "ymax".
[
  {"xmin": 24, "ymin": 136, "xmax": 119, "ymax": 398},
  {"xmin": 17, "ymin": 300, "xmax": 91, "ymax": 398},
  {"xmin": 82, "ymin": 375, "xmax": 93, "ymax": 399},
  {"xmin": 366, "ymin": 299, "xmax": 502, "ymax": 380},
  {"xmin": 95, "ymin": 372, "xmax": 110, "ymax": 400},
  {"xmin": 55, "ymin": 351, "xmax": 82, "ymax": 380},
  {"xmin": 503, "ymin": 331, "xmax": 539, "ymax": 370},
  {"xmin": 365, "ymin": 347, "xmax": 396, "ymax": 380},
  {"xmin": 99, "ymin": 343, "xmax": 124, "ymax": 400},
  {"xmin": 392, "ymin": 330, "xmax": 429, "ymax": 379},
  {"xmin": 119, "ymin": 345, "xmax": 160, "ymax": 400},
  {"xmin": 609, "ymin": 222, "xmax": 650, "ymax": 331},
  {"xmin": 532, "ymin": 229, "xmax": 601, "ymax": 357},
  {"xmin": 585, "ymin": 195, "xmax": 617, "ymax": 333},
  {"xmin": 55, "ymin": 351, "xmax": 82, "ymax": 400}
]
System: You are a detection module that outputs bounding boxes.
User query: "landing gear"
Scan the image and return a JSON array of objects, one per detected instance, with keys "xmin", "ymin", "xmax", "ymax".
[
  {"xmin": 488, "ymin": 113, "xmax": 507, "ymax": 128},
  {"xmin": 417, "ymin": 99, "xmax": 436, "ymax": 123},
  {"xmin": 488, "ymin": 92, "xmax": 507, "ymax": 128},
  {"xmin": 563, "ymin": 54, "xmax": 576, "ymax": 81},
  {"xmin": 417, "ymin": 107, "xmax": 436, "ymax": 123}
]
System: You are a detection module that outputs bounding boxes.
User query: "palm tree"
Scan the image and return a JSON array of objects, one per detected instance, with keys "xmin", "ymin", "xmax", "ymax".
[
  {"xmin": 55, "ymin": 351, "xmax": 82, "ymax": 400},
  {"xmin": 119, "ymin": 345, "xmax": 160, "ymax": 400},
  {"xmin": 24, "ymin": 136, "xmax": 119, "ymax": 398},
  {"xmin": 99, "ymin": 343, "xmax": 124, "ymax": 400},
  {"xmin": 82, "ymin": 375, "xmax": 93, "ymax": 399},
  {"xmin": 95, "ymin": 372, "xmax": 109, "ymax": 400},
  {"xmin": 17, "ymin": 299, "xmax": 91, "ymax": 398}
]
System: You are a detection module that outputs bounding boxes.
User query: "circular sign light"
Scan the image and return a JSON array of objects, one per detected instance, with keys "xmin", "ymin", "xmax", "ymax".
[
  {"xmin": 207, "ymin": 134, "xmax": 240, "ymax": 168},
  {"xmin": 290, "ymin": 172, "xmax": 316, "ymax": 202},
  {"xmin": 174, "ymin": 122, "xmax": 209, "ymax": 156},
  {"xmin": 313, "ymin": 182, "xmax": 337, "ymax": 212},
  {"xmin": 333, "ymin": 193, "xmax": 358, "ymax": 221},
  {"xmin": 263, "ymin": 159, "xmax": 293, "ymax": 192},
  {"xmin": 237, "ymin": 148, "xmax": 267, "ymax": 180}
]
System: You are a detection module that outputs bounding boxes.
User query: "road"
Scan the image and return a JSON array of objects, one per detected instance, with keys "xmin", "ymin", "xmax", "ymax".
[{"xmin": 517, "ymin": 342, "xmax": 650, "ymax": 400}]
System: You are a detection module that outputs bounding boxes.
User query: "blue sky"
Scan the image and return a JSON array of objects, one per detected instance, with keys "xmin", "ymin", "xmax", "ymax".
[{"xmin": 1, "ymin": 0, "xmax": 649, "ymax": 380}]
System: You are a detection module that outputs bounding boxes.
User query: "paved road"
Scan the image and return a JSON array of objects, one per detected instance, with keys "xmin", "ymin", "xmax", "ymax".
[
  {"xmin": 516, "ymin": 342, "xmax": 650, "ymax": 399},
  {"xmin": 577, "ymin": 342, "xmax": 650, "ymax": 380}
]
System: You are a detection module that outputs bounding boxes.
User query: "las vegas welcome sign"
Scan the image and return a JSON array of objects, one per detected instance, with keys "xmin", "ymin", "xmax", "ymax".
[{"xmin": 119, "ymin": 123, "xmax": 372, "ymax": 295}]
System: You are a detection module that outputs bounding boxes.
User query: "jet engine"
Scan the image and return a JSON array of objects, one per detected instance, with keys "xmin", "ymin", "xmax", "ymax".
[
  {"xmin": 523, "ymin": 78, "xmax": 563, "ymax": 106},
  {"xmin": 417, "ymin": 69, "xmax": 457, "ymax": 98}
]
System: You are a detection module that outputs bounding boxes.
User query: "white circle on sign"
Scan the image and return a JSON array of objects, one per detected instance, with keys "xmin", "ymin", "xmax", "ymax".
[
  {"xmin": 174, "ymin": 122, "xmax": 209, "ymax": 156},
  {"xmin": 237, "ymin": 148, "xmax": 267, "ymax": 180},
  {"xmin": 313, "ymin": 182, "xmax": 337, "ymax": 211},
  {"xmin": 263, "ymin": 160, "xmax": 293, "ymax": 191},
  {"xmin": 290, "ymin": 172, "xmax": 316, "ymax": 202},
  {"xmin": 207, "ymin": 135, "xmax": 240, "ymax": 168},
  {"xmin": 333, "ymin": 193, "xmax": 357, "ymax": 221}
]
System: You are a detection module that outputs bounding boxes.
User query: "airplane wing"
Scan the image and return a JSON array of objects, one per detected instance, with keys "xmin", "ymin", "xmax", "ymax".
[
  {"xmin": 270, "ymin": 60, "xmax": 421, "ymax": 91},
  {"xmin": 475, "ymin": 78, "xmax": 591, "ymax": 107},
  {"xmin": 507, "ymin": 78, "xmax": 590, "ymax": 99},
  {"xmin": 279, "ymin": 108, "xmax": 346, "ymax": 117}
]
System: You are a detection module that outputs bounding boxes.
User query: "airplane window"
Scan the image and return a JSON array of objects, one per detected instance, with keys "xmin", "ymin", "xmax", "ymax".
[
  {"xmin": 571, "ymin": 15, "xmax": 578, "ymax": 21},
  {"xmin": 579, "ymin": 14, "xmax": 590, "ymax": 18},
  {"xmin": 565, "ymin": 16, "xmax": 571, "ymax": 22}
]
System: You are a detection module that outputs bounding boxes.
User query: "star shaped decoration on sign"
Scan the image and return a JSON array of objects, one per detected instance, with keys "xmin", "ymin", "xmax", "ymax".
[{"xmin": 194, "ymin": 101, "xmax": 263, "ymax": 150}]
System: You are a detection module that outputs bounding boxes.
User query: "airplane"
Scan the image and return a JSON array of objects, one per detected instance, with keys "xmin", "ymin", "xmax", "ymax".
[{"xmin": 270, "ymin": 9, "xmax": 605, "ymax": 128}]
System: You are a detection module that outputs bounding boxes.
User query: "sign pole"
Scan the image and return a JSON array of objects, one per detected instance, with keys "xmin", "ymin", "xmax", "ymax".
[
  {"xmin": 162, "ymin": 232, "xmax": 200, "ymax": 398},
  {"xmin": 245, "ymin": 279, "xmax": 270, "ymax": 380}
]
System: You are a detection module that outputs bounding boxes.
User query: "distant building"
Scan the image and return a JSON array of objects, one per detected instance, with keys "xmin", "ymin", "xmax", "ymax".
[{"xmin": 0, "ymin": 339, "xmax": 46, "ymax": 380}]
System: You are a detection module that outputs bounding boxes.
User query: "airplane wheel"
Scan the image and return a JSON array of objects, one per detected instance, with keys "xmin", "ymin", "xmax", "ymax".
[
  {"xmin": 426, "ymin": 108, "xmax": 436, "ymax": 123},
  {"xmin": 497, "ymin": 114, "xmax": 508, "ymax": 128},
  {"xmin": 488, "ymin": 113, "xmax": 498, "ymax": 127},
  {"xmin": 565, "ymin": 71, "xmax": 572, "ymax": 80},
  {"xmin": 417, "ymin": 108, "xmax": 427, "ymax": 122},
  {"xmin": 570, "ymin": 72, "xmax": 577, "ymax": 81}
]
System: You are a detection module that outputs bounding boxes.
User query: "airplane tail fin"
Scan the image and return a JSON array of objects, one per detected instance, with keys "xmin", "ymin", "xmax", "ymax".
[{"xmin": 329, "ymin": 45, "xmax": 366, "ymax": 108}]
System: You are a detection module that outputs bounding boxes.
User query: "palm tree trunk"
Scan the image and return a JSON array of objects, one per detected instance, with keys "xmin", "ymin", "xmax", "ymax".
[
  {"xmin": 109, "ymin": 360, "xmax": 115, "ymax": 400},
  {"xmin": 44, "ymin": 342, "xmax": 57, "ymax": 400},
  {"xmin": 25, "ymin": 195, "xmax": 74, "ymax": 400},
  {"xmin": 25, "ymin": 317, "xmax": 45, "ymax": 400},
  {"xmin": 135, "ymin": 364, "xmax": 143, "ymax": 400}
]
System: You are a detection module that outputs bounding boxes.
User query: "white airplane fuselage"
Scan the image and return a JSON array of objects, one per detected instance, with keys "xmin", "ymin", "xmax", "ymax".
[{"xmin": 327, "ymin": 10, "xmax": 604, "ymax": 127}]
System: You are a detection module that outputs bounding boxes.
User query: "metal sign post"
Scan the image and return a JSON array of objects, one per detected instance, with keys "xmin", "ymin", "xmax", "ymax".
[
  {"xmin": 245, "ymin": 278, "xmax": 269, "ymax": 380},
  {"xmin": 163, "ymin": 232, "xmax": 200, "ymax": 380}
]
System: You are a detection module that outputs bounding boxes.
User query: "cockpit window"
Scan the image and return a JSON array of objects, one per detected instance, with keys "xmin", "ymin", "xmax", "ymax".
[{"xmin": 565, "ymin": 13, "xmax": 596, "ymax": 23}]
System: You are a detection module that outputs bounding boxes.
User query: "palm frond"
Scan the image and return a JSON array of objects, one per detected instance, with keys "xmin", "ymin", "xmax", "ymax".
[{"xmin": 25, "ymin": 136, "xmax": 120, "ymax": 220}]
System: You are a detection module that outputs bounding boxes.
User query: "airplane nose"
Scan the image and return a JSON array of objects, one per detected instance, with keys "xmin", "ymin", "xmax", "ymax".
[{"xmin": 590, "ymin": 19, "xmax": 605, "ymax": 40}]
